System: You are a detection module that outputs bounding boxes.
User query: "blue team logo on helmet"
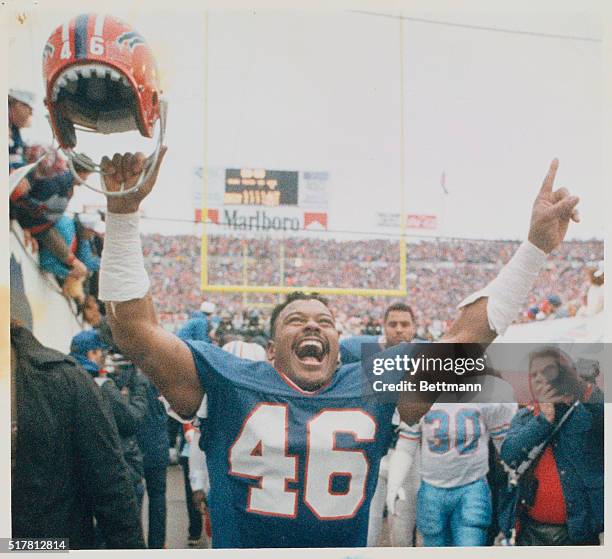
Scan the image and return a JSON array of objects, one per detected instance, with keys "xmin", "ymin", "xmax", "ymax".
[{"xmin": 116, "ymin": 31, "xmax": 146, "ymax": 51}]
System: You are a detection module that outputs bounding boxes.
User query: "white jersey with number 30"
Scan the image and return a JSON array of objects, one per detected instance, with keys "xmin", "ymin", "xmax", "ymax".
[{"xmin": 399, "ymin": 401, "xmax": 517, "ymax": 488}]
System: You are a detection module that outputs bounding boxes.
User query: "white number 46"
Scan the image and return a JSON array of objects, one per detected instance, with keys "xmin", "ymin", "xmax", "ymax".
[{"xmin": 229, "ymin": 404, "xmax": 376, "ymax": 520}]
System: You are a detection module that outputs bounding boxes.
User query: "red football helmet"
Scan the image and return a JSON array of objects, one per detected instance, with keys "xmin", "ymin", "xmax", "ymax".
[{"xmin": 42, "ymin": 14, "xmax": 166, "ymax": 196}]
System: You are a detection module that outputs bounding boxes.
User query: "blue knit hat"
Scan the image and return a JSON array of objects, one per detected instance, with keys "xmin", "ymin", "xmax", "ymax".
[{"xmin": 70, "ymin": 330, "xmax": 109, "ymax": 355}]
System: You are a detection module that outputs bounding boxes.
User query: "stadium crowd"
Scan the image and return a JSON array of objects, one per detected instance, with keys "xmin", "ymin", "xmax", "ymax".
[
  {"xmin": 144, "ymin": 234, "xmax": 603, "ymax": 340},
  {"xmin": 8, "ymin": 89, "xmax": 602, "ymax": 339},
  {"xmin": 9, "ymin": 88, "xmax": 604, "ymax": 550}
]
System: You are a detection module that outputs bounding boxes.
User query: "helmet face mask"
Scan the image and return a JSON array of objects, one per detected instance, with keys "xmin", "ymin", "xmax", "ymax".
[
  {"xmin": 42, "ymin": 14, "xmax": 165, "ymax": 196},
  {"xmin": 50, "ymin": 63, "xmax": 139, "ymax": 145}
]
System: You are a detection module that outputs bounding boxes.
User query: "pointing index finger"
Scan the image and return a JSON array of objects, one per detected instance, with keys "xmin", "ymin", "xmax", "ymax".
[{"xmin": 540, "ymin": 158, "xmax": 559, "ymax": 194}]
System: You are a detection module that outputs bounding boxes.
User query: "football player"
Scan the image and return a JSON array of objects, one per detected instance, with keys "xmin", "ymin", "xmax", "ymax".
[
  {"xmin": 339, "ymin": 302, "xmax": 418, "ymax": 365},
  {"xmin": 386, "ymin": 393, "xmax": 517, "ymax": 546},
  {"xmin": 38, "ymin": 14, "xmax": 581, "ymax": 546},
  {"xmin": 93, "ymin": 148, "xmax": 577, "ymax": 548}
]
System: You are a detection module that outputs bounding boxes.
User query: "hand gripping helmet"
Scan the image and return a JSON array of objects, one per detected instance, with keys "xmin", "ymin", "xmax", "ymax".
[{"xmin": 43, "ymin": 14, "xmax": 167, "ymax": 196}]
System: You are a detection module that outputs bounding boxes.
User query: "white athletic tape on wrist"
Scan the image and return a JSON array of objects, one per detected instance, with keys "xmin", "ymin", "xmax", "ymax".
[
  {"xmin": 99, "ymin": 212, "xmax": 150, "ymax": 302},
  {"xmin": 458, "ymin": 240, "xmax": 547, "ymax": 335}
]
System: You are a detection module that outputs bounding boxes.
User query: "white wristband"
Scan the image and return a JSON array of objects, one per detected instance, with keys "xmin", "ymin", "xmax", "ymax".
[
  {"xmin": 99, "ymin": 212, "xmax": 150, "ymax": 302},
  {"xmin": 458, "ymin": 240, "xmax": 547, "ymax": 335}
]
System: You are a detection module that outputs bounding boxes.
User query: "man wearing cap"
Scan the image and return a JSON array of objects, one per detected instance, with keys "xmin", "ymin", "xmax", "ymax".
[
  {"xmin": 69, "ymin": 330, "xmax": 110, "ymax": 376},
  {"xmin": 8, "ymin": 88, "xmax": 34, "ymax": 172},
  {"xmin": 176, "ymin": 301, "xmax": 217, "ymax": 344},
  {"xmin": 70, "ymin": 330, "xmax": 148, "ymax": 522}
]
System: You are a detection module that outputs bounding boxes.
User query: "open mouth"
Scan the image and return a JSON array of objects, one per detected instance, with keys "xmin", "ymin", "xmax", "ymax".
[{"xmin": 293, "ymin": 337, "xmax": 328, "ymax": 365}]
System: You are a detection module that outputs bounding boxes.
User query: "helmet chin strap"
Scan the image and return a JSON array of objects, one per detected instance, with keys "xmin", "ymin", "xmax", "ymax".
[{"xmin": 61, "ymin": 98, "xmax": 167, "ymax": 198}]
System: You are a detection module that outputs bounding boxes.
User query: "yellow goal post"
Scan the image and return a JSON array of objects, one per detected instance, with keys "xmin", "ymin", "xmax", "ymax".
[{"xmin": 199, "ymin": 12, "xmax": 408, "ymax": 298}]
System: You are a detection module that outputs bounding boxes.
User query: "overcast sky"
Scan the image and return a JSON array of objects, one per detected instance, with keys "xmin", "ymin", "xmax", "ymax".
[{"xmin": 7, "ymin": 0, "xmax": 604, "ymax": 240}]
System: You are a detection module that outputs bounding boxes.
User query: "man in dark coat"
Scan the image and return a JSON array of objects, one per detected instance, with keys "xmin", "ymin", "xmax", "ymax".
[
  {"xmin": 70, "ymin": 329, "xmax": 148, "ymax": 510},
  {"xmin": 11, "ymin": 322, "xmax": 144, "ymax": 549}
]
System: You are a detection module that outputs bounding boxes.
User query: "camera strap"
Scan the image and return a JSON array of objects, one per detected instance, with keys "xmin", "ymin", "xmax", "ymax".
[{"xmin": 501, "ymin": 400, "xmax": 579, "ymax": 487}]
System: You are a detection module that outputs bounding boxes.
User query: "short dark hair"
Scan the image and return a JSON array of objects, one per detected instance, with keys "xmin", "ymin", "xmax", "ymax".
[
  {"xmin": 269, "ymin": 292, "xmax": 330, "ymax": 338},
  {"xmin": 384, "ymin": 302, "xmax": 415, "ymax": 323}
]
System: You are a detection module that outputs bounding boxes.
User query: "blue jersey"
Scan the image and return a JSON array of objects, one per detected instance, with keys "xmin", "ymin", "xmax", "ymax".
[
  {"xmin": 339, "ymin": 335, "xmax": 381, "ymax": 365},
  {"xmin": 339, "ymin": 336, "xmax": 429, "ymax": 365},
  {"xmin": 186, "ymin": 340, "xmax": 397, "ymax": 548}
]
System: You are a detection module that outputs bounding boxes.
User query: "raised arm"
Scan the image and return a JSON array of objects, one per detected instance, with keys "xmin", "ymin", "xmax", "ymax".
[
  {"xmin": 99, "ymin": 149, "xmax": 203, "ymax": 418},
  {"xmin": 398, "ymin": 159, "xmax": 580, "ymax": 424},
  {"xmin": 442, "ymin": 159, "xmax": 579, "ymax": 345}
]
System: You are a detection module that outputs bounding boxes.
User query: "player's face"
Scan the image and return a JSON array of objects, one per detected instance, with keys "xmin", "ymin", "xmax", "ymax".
[
  {"xmin": 384, "ymin": 310, "xmax": 415, "ymax": 347},
  {"xmin": 268, "ymin": 299, "xmax": 339, "ymax": 391}
]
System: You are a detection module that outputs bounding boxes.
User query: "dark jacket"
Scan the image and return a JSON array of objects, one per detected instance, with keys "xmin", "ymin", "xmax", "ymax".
[
  {"xmin": 107, "ymin": 363, "xmax": 148, "ymax": 486},
  {"xmin": 70, "ymin": 353, "xmax": 143, "ymax": 460},
  {"xmin": 136, "ymin": 378, "xmax": 170, "ymax": 470},
  {"xmin": 500, "ymin": 388, "xmax": 604, "ymax": 543},
  {"xmin": 11, "ymin": 326, "xmax": 144, "ymax": 549},
  {"xmin": 70, "ymin": 352, "xmax": 99, "ymax": 375}
]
